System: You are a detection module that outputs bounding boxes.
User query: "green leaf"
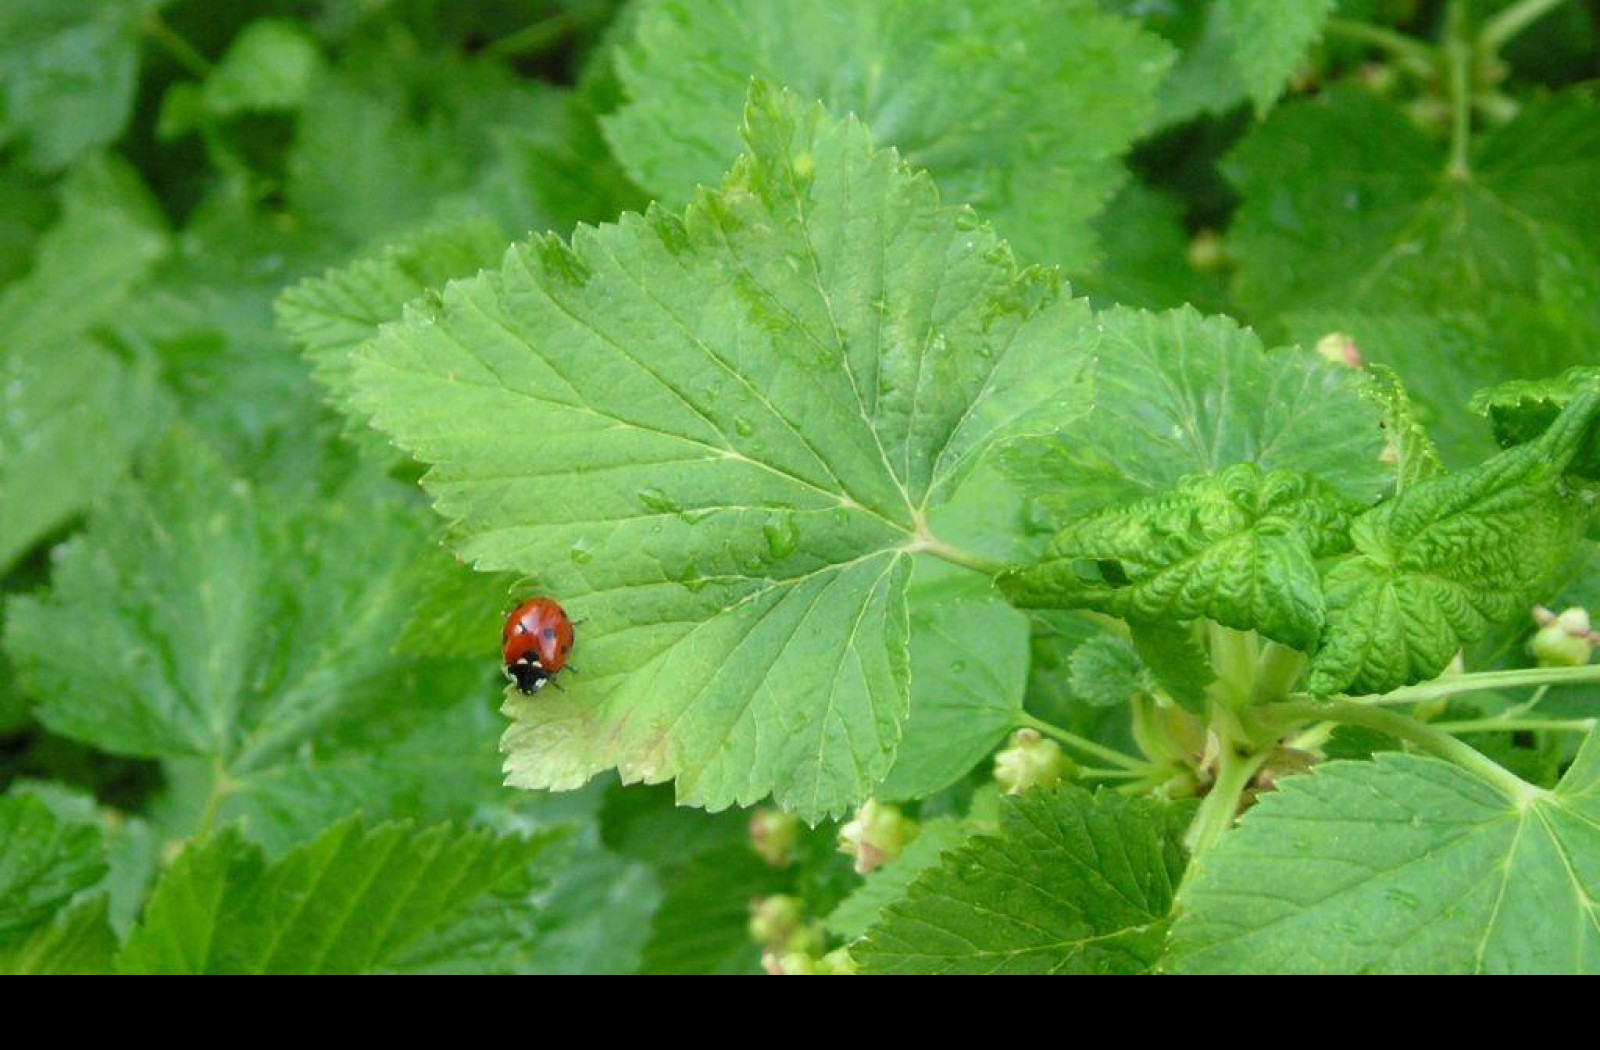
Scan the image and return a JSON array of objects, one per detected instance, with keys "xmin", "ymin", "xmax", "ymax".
[
  {"xmin": 1282, "ymin": 312, "xmax": 1504, "ymax": 468},
  {"xmin": 999, "ymin": 306, "xmax": 1389, "ymax": 525},
  {"xmin": 1129, "ymin": 622, "xmax": 1214, "ymax": 714},
  {"xmin": 1003, "ymin": 464, "xmax": 1355, "ymax": 651},
  {"xmin": 513, "ymin": 839, "xmax": 660, "ymax": 975},
  {"xmin": 856, "ymin": 787, "xmax": 1186, "ymax": 973},
  {"xmin": 605, "ymin": 0, "xmax": 1173, "ymax": 270},
  {"xmin": 0, "ymin": 157, "xmax": 169, "ymax": 572},
  {"xmin": 1075, "ymin": 181, "xmax": 1226, "ymax": 313},
  {"xmin": 639, "ymin": 843, "xmax": 771, "ymax": 976},
  {"xmin": 277, "ymin": 217, "xmax": 507, "ymax": 400},
  {"xmin": 824, "ymin": 817, "xmax": 970, "ymax": 940},
  {"xmin": 0, "ymin": 0, "xmax": 150, "ymax": 170},
  {"xmin": 1216, "ymin": 0, "xmax": 1334, "ymax": 112},
  {"xmin": 201, "ymin": 19, "xmax": 323, "ymax": 118},
  {"xmin": 1309, "ymin": 392, "xmax": 1600, "ymax": 696},
  {"xmin": 0, "ymin": 897, "xmax": 115, "ymax": 974},
  {"xmin": 1471, "ymin": 366, "xmax": 1600, "ymax": 466},
  {"xmin": 1068, "ymin": 634, "xmax": 1146, "ymax": 709},
  {"xmin": 116, "ymin": 819, "xmax": 562, "ymax": 975},
  {"xmin": 4, "ymin": 432, "xmax": 506, "ymax": 849},
  {"xmin": 350, "ymin": 84, "xmax": 1096, "ymax": 820},
  {"xmin": 877, "ymin": 569, "xmax": 1030, "ymax": 801},
  {"xmin": 1363, "ymin": 364, "xmax": 1444, "ymax": 492},
  {"xmin": 1170, "ymin": 733, "xmax": 1600, "ymax": 974},
  {"xmin": 1226, "ymin": 89, "xmax": 1600, "ymax": 318},
  {"xmin": 0, "ymin": 793, "xmax": 106, "ymax": 942}
]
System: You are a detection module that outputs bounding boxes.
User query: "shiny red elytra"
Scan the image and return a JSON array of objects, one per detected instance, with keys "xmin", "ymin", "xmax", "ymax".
[{"xmin": 501, "ymin": 597, "xmax": 576, "ymax": 694}]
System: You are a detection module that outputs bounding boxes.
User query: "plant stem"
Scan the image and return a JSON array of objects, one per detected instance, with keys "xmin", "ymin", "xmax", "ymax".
[
  {"xmin": 1480, "ymin": 0, "xmax": 1575, "ymax": 53},
  {"xmin": 483, "ymin": 12, "xmax": 579, "ymax": 59},
  {"xmin": 1077, "ymin": 766, "xmax": 1146, "ymax": 780},
  {"xmin": 1272, "ymin": 699, "xmax": 1544, "ymax": 805},
  {"xmin": 1358, "ymin": 664, "xmax": 1600, "ymax": 705},
  {"xmin": 1249, "ymin": 642, "xmax": 1307, "ymax": 706},
  {"xmin": 1443, "ymin": 1, "xmax": 1473, "ymax": 179},
  {"xmin": 141, "ymin": 13, "xmax": 213, "ymax": 78},
  {"xmin": 1325, "ymin": 18, "xmax": 1438, "ymax": 76},
  {"xmin": 1432, "ymin": 716, "xmax": 1596, "ymax": 735},
  {"xmin": 1185, "ymin": 746, "xmax": 1267, "ymax": 858},
  {"xmin": 913, "ymin": 537, "xmax": 1007, "ymax": 577},
  {"xmin": 1019, "ymin": 713, "xmax": 1150, "ymax": 772}
]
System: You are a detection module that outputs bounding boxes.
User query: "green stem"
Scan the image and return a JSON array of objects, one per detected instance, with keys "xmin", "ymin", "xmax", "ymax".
[
  {"xmin": 141, "ymin": 13, "xmax": 213, "ymax": 78},
  {"xmin": 1479, "ymin": 0, "xmax": 1574, "ymax": 53},
  {"xmin": 1019, "ymin": 713, "xmax": 1150, "ymax": 772},
  {"xmin": 1358, "ymin": 663, "xmax": 1600, "ymax": 706},
  {"xmin": 1185, "ymin": 746, "xmax": 1268, "ymax": 859},
  {"xmin": 1324, "ymin": 17, "xmax": 1438, "ymax": 76},
  {"xmin": 1272, "ymin": 699, "xmax": 1544, "ymax": 805},
  {"xmin": 914, "ymin": 538, "xmax": 1007, "ymax": 577},
  {"xmin": 194, "ymin": 761, "xmax": 234, "ymax": 837},
  {"xmin": 1249, "ymin": 642, "xmax": 1307, "ymax": 706},
  {"xmin": 1077, "ymin": 766, "xmax": 1146, "ymax": 780},
  {"xmin": 1208, "ymin": 625, "xmax": 1257, "ymax": 711},
  {"xmin": 1443, "ymin": 1, "xmax": 1473, "ymax": 179},
  {"xmin": 483, "ymin": 12, "xmax": 579, "ymax": 59},
  {"xmin": 1433, "ymin": 716, "xmax": 1596, "ymax": 735}
]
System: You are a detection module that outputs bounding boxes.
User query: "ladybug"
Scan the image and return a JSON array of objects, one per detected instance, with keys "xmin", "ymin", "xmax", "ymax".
[{"xmin": 501, "ymin": 597, "xmax": 576, "ymax": 694}]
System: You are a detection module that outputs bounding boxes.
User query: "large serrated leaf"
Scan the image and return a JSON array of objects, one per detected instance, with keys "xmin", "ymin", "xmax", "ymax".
[
  {"xmin": 116, "ymin": 819, "xmax": 563, "ymax": 975},
  {"xmin": 856, "ymin": 787, "xmax": 1187, "ymax": 974},
  {"xmin": 605, "ymin": 0, "xmax": 1173, "ymax": 271},
  {"xmin": 1170, "ymin": 733, "xmax": 1600, "ymax": 974},
  {"xmin": 349, "ymin": 84, "xmax": 1097, "ymax": 820}
]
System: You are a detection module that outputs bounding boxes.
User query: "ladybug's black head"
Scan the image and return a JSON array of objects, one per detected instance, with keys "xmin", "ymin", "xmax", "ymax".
[{"xmin": 507, "ymin": 659, "xmax": 551, "ymax": 695}]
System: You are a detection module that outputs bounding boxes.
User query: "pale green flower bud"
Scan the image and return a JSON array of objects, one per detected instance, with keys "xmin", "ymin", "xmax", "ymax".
[
  {"xmin": 748, "ymin": 807, "xmax": 802, "ymax": 867},
  {"xmin": 838, "ymin": 799, "xmax": 917, "ymax": 874},
  {"xmin": 994, "ymin": 727, "xmax": 1071, "ymax": 795}
]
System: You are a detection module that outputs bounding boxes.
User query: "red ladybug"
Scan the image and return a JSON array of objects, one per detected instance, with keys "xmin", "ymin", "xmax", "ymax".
[{"xmin": 501, "ymin": 597, "xmax": 575, "ymax": 694}]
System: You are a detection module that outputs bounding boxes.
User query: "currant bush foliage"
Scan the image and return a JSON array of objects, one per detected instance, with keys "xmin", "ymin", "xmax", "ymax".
[{"xmin": 2, "ymin": 0, "xmax": 1599, "ymax": 974}]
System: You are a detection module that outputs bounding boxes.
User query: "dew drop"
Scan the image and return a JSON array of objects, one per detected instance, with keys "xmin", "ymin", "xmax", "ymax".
[
  {"xmin": 762, "ymin": 513, "xmax": 800, "ymax": 559},
  {"xmin": 734, "ymin": 416, "xmax": 755, "ymax": 437},
  {"xmin": 637, "ymin": 486, "xmax": 681, "ymax": 515},
  {"xmin": 569, "ymin": 540, "xmax": 594, "ymax": 565}
]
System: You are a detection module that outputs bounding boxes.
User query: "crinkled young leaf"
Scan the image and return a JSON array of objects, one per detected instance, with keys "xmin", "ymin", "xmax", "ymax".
[
  {"xmin": 0, "ymin": 157, "xmax": 168, "ymax": 573},
  {"xmin": 877, "ymin": 570, "xmax": 1030, "ymax": 801},
  {"xmin": 116, "ymin": 819, "xmax": 563, "ymax": 975},
  {"xmin": 350, "ymin": 84, "xmax": 1098, "ymax": 820},
  {"xmin": 0, "ymin": 897, "xmax": 114, "ymax": 975},
  {"xmin": 0, "ymin": 0, "xmax": 153, "ymax": 170},
  {"xmin": 605, "ymin": 0, "xmax": 1173, "ymax": 270},
  {"xmin": 1000, "ymin": 306, "xmax": 1389, "ymax": 524},
  {"xmin": 1226, "ymin": 89, "xmax": 1600, "ymax": 318},
  {"xmin": 1003, "ymin": 464, "xmax": 1355, "ymax": 651},
  {"xmin": 1309, "ymin": 392, "xmax": 1600, "ymax": 696},
  {"xmin": 825, "ymin": 817, "xmax": 970, "ymax": 940},
  {"xmin": 856, "ymin": 787, "xmax": 1186, "ymax": 974},
  {"xmin": 1170, "ymin": 733, "xmax": 1600, "ymax": 974},
  {"xmin": 0, "ymin": 793, "xmax": 106, "ymax": 942},
  {"xmin": 277, "ymin": 217, "xmax": 507, "ymax": 399},
  {"xmin": 1363, "ymin": 364, "xmax": 1443, "ymax": 492}
]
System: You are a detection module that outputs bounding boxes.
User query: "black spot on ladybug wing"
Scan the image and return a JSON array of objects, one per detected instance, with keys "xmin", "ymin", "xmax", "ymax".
[{"xmin": 541, "ymin": 626, "xmax": 557, "ymax": 642}]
